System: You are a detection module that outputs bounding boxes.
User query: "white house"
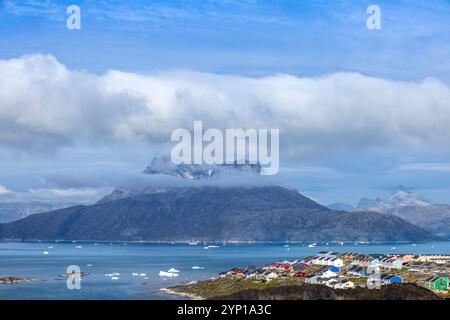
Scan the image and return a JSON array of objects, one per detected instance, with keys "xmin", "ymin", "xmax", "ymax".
[
  {"xmin": 321, "ymin": 270, "xmax": 337, "ymax": 278},
  {"xmin": 331, "ymin": 258, "xmax": 344, "ymax": 267},
  {"xmin": 267, "ymin": 272, "xmax": 278, "ymax": 279},
  {"xmin": 340, "ymin": 280, "xmax": 355, "ymax": 289},
  {"xmin": 390, "ymin": 258, "xmax": 403, "ymax": 270}
]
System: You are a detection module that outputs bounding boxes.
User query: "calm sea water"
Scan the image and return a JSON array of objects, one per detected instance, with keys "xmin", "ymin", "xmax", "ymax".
[{"xmin": 1, "ymin": 241, "xmax": 449, "ymax": 300}]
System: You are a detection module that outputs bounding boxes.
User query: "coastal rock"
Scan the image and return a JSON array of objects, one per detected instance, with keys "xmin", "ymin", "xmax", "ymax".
[{"xmin": 0, "ymin": 276, "xmax": 34, "ymax": 284}]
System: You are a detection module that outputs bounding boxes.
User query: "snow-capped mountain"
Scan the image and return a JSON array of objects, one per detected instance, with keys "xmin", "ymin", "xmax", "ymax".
[
  {"xmin": 357, "ymin": 186, "xmax": 432, "ymax": 211},
  {"xmin": 143, "ymin": 156, "xmax": 262, "ymax": 180},
  {"xmin": 353, "ymin": 187, "xmax": 450, "ymax": 238},
  {"xmin": 97, "ymin": 157, "xmax": 263, "ymax": 204}
]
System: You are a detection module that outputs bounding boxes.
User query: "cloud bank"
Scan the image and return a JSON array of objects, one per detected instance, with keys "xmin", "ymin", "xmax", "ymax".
[
  {"xmin": 1, "ymin": 54, "xmax": 450, "ymax": 160},
  {"xmin": 0, "ymin": 186, "xmax": 111, "ymax": 204}
]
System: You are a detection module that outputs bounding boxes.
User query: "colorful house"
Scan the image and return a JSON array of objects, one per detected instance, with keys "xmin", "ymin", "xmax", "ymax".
[
  {"xmin": 367, "ymin": 258, "xmax": 381, "ymax": 269},
  {"xmin": 321, "ymin": 270, "xmax": 337, "ymax": 278},
  {"xmin": 283, "ymin": 264, "xmax": 293, "ymax": 271},
  {"xmin": 332, "ymin": 258, "xmax": 344, "ymax": 268},
  {"xmin": 400, "ymin": 254, "xmax": 413, "ymax": 263},
  {"xmin": 390, "ymin": 258, "xmax": 403, "ymax": 270},
  {"xmin": 293, "ymin": 263, "xmax": 309, "ymax": 271},
  {"xmin": 425, "ymin": 274, "xmax": 450, "ymax": 291},
  {"xmin": 382, "ymin": 274, "xmax": 403, "ymax": 284},
  {"xmin": 293, "ymin": 272, "xmax": 308, "ymax": 278},
  {"xmin": 347, "ymin": 266, "xmax": 368, "ymax": 277},
  {"xmin": 329, "ymin": 266, "xmax": 340, "ymax": 273}
]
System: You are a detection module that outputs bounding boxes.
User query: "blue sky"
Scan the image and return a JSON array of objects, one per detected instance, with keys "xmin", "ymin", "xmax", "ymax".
[
  {"xmin": 2, "ymin": 0, "xmax": 450, "ymax": 79},
  {"xmin": 1, "ymin": 0, "xmax": 450, "ymax": 206}
]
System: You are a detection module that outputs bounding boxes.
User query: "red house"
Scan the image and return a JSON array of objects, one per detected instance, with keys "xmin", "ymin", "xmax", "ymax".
[
  {"xmin": 294, "ymin": 272, "xmax": 308, "ymax": 278},
  {"xmin": 231, "ymin": 268, "xmax": 244, "ymax": 274}
]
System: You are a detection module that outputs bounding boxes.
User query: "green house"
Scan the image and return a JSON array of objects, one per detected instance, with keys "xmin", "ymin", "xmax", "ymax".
[{"xmin": 425, "ymin": 274, "xmax": 449, "ymax": 291}]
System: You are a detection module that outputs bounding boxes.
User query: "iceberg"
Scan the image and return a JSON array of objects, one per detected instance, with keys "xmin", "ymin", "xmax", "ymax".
[{"xmin": 159, "ymin": 271, "xmax": 179, "ymax": 277}]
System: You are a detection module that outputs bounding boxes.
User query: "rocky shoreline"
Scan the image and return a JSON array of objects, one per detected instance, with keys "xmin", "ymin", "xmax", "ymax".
[
  {"xmin": 160, "ymin": 287, "xmax": 205, "ymax": 300},
  {"xmin": 0, "ymin": 276, "xmax": 34, "ymax": 284}
]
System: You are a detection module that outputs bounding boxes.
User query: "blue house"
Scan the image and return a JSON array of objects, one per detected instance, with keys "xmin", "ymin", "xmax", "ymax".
[
  {"xmin": 389, "ymin": 275, "xmax": 403, "ymax": 283},
  {"xmin": 329, "ymin": 266, "xmax": 340, "ymax": 273},
  {"xmin": 381, "ymin": 274, "xmax": 403, "ymax": 284}
]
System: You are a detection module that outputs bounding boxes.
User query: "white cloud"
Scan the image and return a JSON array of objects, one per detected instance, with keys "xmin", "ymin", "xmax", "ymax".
[
  {"xmin": 3, "ymin": 0, "xmax": 64, "ymax": 19},
  {"xmin": 1, "ymin": 54, "xmax": 450, "ymax": 160},
  {"xmin": 394, "ymin": 163, "xmax": 450, "ymax": 172},
  {"xmin": 0, "ymin": 185, "xmax": 11, "ymax": 194}
]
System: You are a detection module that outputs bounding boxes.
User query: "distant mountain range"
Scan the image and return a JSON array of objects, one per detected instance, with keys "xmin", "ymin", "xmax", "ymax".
[
  {"xmin": 326, "ymin": 203, "xmax": 355, "ymax": 211},
  {"xmin": 0, "ymin": 185, "xmax": 440, "ymax": 242},
  {"xmin": 357, "ymin": 186, "xmax": 433, "ymax": 210},
  {"xmin": 0, "ymin": 201, "xmax": 77, "ymax": 223},
  {"xmin": 0, "ymin": 160, "xmax": 441, "ymax": 243},
  {"xmin": 327, "ymin": 186, "xmax": 450, "ymax": 239}
]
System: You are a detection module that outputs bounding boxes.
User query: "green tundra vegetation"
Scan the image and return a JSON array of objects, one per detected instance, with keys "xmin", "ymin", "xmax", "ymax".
[{"xmin": 167, "ymin": 277, "xmax": 440, "ymax": 300}]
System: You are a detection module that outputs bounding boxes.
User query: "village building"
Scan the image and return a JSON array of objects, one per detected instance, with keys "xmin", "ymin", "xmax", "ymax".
[
  {"xmin": 425, "ymin": 274, "xmax": 450, "ymax": 291},
  {"xmin": 415, "ymin": 255, "xmax": 450, "ymax": 265}
]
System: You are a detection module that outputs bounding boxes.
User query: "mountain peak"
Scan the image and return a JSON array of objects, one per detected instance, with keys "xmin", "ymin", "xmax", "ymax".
[
  {"xmin": 143, "ymin": 156, "xmax": 262, "ymax": 180},
  {"xmin": 393, "ymin": 185, "xmax": 409, "ymax": 193},
  {"xmin": 357, "ymin": 186, "xmax": 432, "ymax": 210}
]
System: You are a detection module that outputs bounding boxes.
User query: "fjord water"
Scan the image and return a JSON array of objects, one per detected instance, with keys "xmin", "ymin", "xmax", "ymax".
[{"xmin": 1, "ymin": 241, "xmax": 449, "ymax": 300}]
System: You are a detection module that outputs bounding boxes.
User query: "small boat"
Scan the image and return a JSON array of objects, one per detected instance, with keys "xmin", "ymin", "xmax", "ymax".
[
  {"xmin": 111, "ymin": 276, "xmax": 119, "ymax": 280},
  {"xmin": 159, "ymin": 271, "xmax": 179, "ymax": 277},
  {"xmin": 132, "ymin": 273, "xmax": 138, "ymax": 276},
  {"xmin": 139, "ymin": 273, "xmax": 147, "ymax": 277},
  {"xmin": 87, "ymin": 264, "xmax": 93, "ymax": 267},
  {"xmin": 43, "ymin": 251, "xmax": 49, "ymax": 255},
  {"xmin": 167, "ymin": 268, "xmax": 179, "ymax": 273},
  {"xmin": 75, "ymin": 245, "xmax": 82, "ymax": 249},
  {"xmin": 284, "ymin": 244, "xmax": 290, "ymax": 248},
  {"xmin": 207, "ymin": 245, "xmax": 219, "ymax": 248},
  {"xmin": 48, "ymin": 246, "xmax": 53, "ymax": 249},
  {"xmin": 192, "ymin": 266, "xmax": 205, "ymax": 270},
  {"xmin": 308, "ymin": 243, "xmax": 316, "ymax": 248},
  {"xmin": 339, "ymin": 242, "xmax": 344, "ymax": 246},
  {"xmin": 203, "ymin": 246, "xmax": 209, "ymax": 250},
  {"xmin": 412, "ymin": 243, "xmax": 417, "ymax": 246},
  {"xmin": 188, "ymin": 242, "xmax": 198, "ymax": 245}
]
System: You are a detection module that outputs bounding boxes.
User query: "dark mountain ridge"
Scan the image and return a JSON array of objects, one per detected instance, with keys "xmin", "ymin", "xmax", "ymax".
[{"xmin": 0, "ymin": 186, "xmax": 441, "ymax": 242}]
